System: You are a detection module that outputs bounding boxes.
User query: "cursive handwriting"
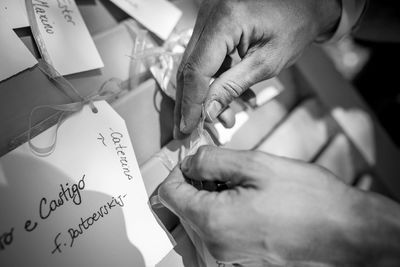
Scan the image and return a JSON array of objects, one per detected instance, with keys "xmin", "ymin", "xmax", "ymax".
[
  {"xmin": 109, "ymin": 129, "xmax": 133, "ymax": 180},
  {"xmin": 57, "ymin": 0, "xmax": 76, "ymax": 25},
  {"xmin": 0, "ymin": 228, "xmax": 14, "ymax": 252},
  {"xmin": 24, "ymin": 220, "xmax": 38, "ymax": 232},
  {"xmin": 48, "ymin": 194, "xmax": 127, "ymax": 253},
  {"xmin": 32, "ymin": 0, "xmax": 54, "ymax": 34},
  {"xmin": 97, "ymin": 133, "xmax": 107, "ymax": 147},
  {"xmin": 39, "ymin": 175, "xmax": 86, "ymax": 220},
  {"xmin": 68, "ymin": 194, "xmax": 127, "ymax": 248}
]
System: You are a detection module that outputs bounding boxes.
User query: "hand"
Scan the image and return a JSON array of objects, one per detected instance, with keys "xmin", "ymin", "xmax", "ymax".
[
  {"xmin": 175, "ymin": 0, "xmax": 341, "ymax": 137},
  {"xmin": 158, "ymin": 146, "xmax": 400, "ymax": 266}
]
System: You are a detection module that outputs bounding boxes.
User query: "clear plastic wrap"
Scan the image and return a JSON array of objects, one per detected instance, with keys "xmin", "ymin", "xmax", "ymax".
[
  {"xmin": 130, "ymin": 29, "xmax": 193, "ymax": 100},
  {"xmin": 150, "ymin": 106, "xmax": 241, "ymax": 267}
]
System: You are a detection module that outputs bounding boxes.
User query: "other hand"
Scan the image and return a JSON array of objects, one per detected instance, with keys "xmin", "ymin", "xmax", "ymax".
[{"xmin": 158, "ymin": 146, "xmax": 400, "ymax": 266}]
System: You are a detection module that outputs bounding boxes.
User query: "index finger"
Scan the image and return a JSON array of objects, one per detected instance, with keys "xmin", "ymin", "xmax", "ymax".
[
  {"xmin": 158, "ymin": 166, "xmax": 217, "ymax": 225},
  {"xmin": 174, "ymin": 0, "xmax": 217, "ymax": 139},
  {"xmin": 177, "ymin": 14, "xmax": 238, "ymax": 135}
]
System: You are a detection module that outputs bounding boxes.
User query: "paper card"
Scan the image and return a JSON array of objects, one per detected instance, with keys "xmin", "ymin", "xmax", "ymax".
[
  {"xmin": 0, "ymin": 14, "xmax": 37, "ymax": 82},
  {"xmin": 29, "ymin": 0, "xmax": 103, "ymax": 75},
  {"xmin": 214, "ymin": 111, "xmax": 250, "ymax": 145},
  {"xmin": 1, "ymin": 0, "xmax": 29, "ymax": 28},
  {"xmin": 109, "ymin": 0, "xmax": 182, "ymax": 40},
  {"xmin": 252, "ymin": 78, "xmax": 284, "ymax": 107},
  {"xmin": 0, "ymin": 101, "xmax": 172, "ymax": 266}
]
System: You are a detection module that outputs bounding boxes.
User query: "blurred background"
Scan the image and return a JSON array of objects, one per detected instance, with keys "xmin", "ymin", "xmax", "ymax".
[{"xmin": 324, "ymin": 37, "xmax": 400, "ymax": 147}]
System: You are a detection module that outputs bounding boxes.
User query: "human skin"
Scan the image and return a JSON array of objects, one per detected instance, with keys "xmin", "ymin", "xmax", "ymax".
[
  {"xmin": 166, "ymin": 0, "xmax": 400, "ymax": 265},
  {"xmin": 174, "ymin": 0, "xmax": 342, "ymax": 138},
  {"xmin": 158, "ymin": 146, "xmax": 400, "ymax": 266}
]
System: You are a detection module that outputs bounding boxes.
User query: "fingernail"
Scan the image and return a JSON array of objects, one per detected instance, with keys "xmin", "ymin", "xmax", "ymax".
[
  {"xmin": 206, "ymin": 101, "xmax": 223, "ymax": 122},
  {"xmin": 180, "ymin": 119, "xmax": 187, "ymax": 133},
  {"xmin": 180, "ymin": 157, "xmax": 191, "ymax": 173}
]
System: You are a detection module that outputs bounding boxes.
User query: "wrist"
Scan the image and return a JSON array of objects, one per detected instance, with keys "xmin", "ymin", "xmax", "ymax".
[{"xmin": 346, "ymin": 190, "xmax": 400, "ymax": 266}]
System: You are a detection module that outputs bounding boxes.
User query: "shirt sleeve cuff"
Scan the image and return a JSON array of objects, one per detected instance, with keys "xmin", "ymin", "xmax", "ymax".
[{"xmin": 325, "ymin": 0, "xmax": 368, "ymax": 43}]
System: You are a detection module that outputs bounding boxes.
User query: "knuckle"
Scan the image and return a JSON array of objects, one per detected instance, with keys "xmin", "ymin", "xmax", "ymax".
[
  {"xmin": 191, "ymin": 152, "xmax": 204, "ymax": 172},
  {"xmin": 211, "ymin": 80, "xmax": 244, "ymax": 107},
  {"xmin": 220, "ymin": 80, "xmax": 243, "ymax": 100},
  {"xmin": 259, "ymin": 64, "xmax": 280, "ymax": 81},
  {"xmin": 177, "ymin": 58, "xmax": 195, "ymax": 81},
  {"xmin": 181, "ymin": 61, "xmax": 198, "ymax": 82},
  {"xmin": 189, "ymin": 146, "xmax": 212, "ymax": 174},
  {"xmin": 194, "ymin": 146, "xmax": 214, "ymax": 165},
  {"xmin": 214, "ymin": 0, "xmax": 244, "ymax": 32},
  {"xmin": 261, "ymin": 61, "xmax": 280, "ymax": 79},
  {"xmin": 252, "ymin": 46, "xmax": 283, "ymax": 79},
  {"xmin": 211, "ymin": 0, "xmax": 243, "ymax": 46},
  {"xmin": 264, "ymin": 56, "xmax": 284, "ymax": 78}
]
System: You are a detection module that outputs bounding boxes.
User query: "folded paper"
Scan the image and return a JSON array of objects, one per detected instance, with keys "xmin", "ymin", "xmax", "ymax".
[{"xmin": 27, "ymin": 0, "xmax": 103, "ymax": 76}]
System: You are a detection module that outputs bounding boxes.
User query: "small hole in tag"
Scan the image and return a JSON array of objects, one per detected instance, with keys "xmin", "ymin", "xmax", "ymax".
[{"xmin": 88, "ymin": 101, "xmax": 98, "ymax": 114}]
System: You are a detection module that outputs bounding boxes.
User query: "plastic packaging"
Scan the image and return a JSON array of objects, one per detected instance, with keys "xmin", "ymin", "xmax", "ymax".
[{"xmin": 130, "ymin": 29, "xmax": 193, "ymax": 100}]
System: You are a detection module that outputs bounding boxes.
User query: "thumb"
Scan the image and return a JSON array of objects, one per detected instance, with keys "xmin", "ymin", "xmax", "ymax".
[
  {"xmin": 158, "ymin": 165, "xmax": 215, "ymax": 223},
  {"xmin": 206, "ymin": 50, "xmax": 279, "ymax": 121},
  {"xmin": 180, "ymin": 146, "xmax": 266, "ymax": 188}
]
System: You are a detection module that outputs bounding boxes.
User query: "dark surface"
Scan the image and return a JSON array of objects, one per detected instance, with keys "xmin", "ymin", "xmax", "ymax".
[{"xmin": 353, "ymin": 41, "xmax": 400, "ymax": 147}]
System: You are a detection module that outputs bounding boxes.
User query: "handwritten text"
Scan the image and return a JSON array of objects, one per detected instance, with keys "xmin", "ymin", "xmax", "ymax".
[
  {"xmin": 32, "ymin": 0, "xmax": 54, "ymax": 34},
  {"xmin": 57, "ymin": 0, "xmax": 76, "ymax": 25},
  {"xmin": 39, "ymin": 175, "xmax": 86, "ymax": 220},
  {"xmin": 0, "ymin": 228, "xmax": 14, "ymax": 252},
  {"xmin": 51, "ymin": 194, "xmax": 127, "ymax": 254}
]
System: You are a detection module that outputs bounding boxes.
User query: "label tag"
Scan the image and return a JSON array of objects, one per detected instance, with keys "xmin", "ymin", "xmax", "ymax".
[
  {"xmin": 28, "ymin": 0, "xmax": 104, "ymax": 76},
  {"xmin": 0, "ymin": 101, "xmax": 172, "ymax": 266}
]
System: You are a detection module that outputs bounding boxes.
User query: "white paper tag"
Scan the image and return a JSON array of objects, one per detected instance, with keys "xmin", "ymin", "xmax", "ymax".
[
  {"xmin": 109, "ymin": 0, "xmax": 182, "ymax": 40},
  {"xmin": 214, "ymin": 111, "xmax": 250, "ymax": 145},
  {"xmin": 30, "ymin": 0, "xmax": 104, "ymax": 76},
  {"xmin": 251, "ymin": 78, "xmax": 284, "ymax": 107},
  {"xmin": 0, "ymin": 101, "xmax": 172, "ymax": 266},
  {"xmin": 0, "ymin": 14, "xmax": 37, "ymax": 82},
  {"xmin": 255, "ymin": 86, "xmax": 281, "ymax": 107},
  {"xmin": 1, "ymin": 0, "xmax": 29, "ymax": 28}
]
